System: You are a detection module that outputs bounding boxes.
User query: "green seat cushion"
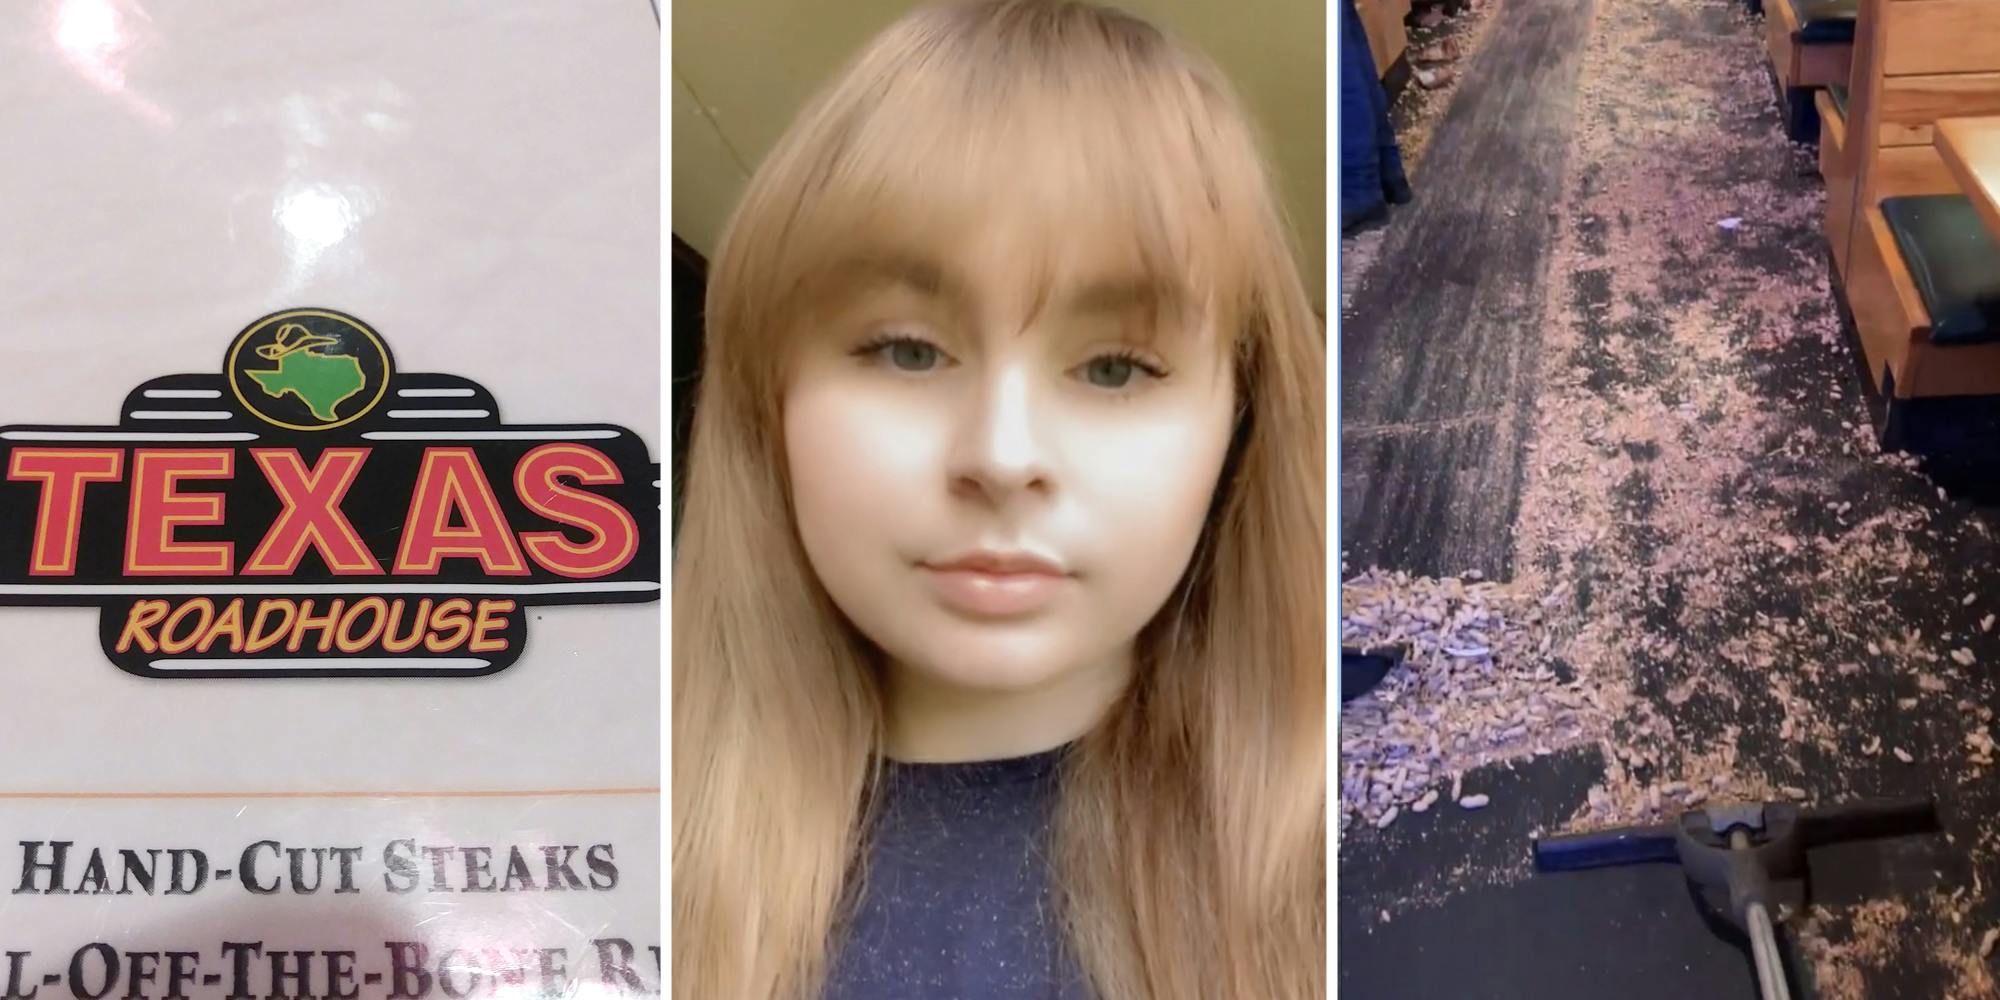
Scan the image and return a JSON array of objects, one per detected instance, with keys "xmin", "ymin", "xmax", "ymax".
[
  {"xmin": 1789, "ymin": 0, "xmax": 1858, "ymax": 42},
  {"xmin": 1827, "ymin": 82, "xmax": 1848, "ymax": 120},
  {"xmin": 1881, "ymin": 195, "xmax": 2000, "ymax": 346}
]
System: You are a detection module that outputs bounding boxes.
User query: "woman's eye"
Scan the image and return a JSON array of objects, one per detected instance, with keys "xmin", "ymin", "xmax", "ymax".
[
  {"xmin": 1082, "ymin": 356, "xmax": 1138, "ymax": 388},
  {"xmin": 887, "ymin": 339, "xmax": 941, "ymax": 371},
  {"xmin": 855, "ymin": 334, "xmax": 948, "ymax": 372},
  {"xmin": 1075, "ymin": 352, "xmax": 1166, "ymax": 390}
]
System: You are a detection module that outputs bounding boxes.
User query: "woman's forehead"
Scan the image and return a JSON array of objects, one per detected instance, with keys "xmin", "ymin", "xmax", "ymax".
[
  {"xmin": 795, "ymin": 146, "xmax": 1222, "ymax": 317},
  {"xmin": 827, "ymin": 216, "xmax": 1176, "ymax": 306},
  {"xmin": 794, "ymin": 235, "xmax": 1213, "ymax": 360}
]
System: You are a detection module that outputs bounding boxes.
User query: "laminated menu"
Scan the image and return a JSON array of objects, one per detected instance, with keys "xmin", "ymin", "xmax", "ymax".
[{"xmin": 0, "ymin": 2, "xmax": 662, "ymax": 995}]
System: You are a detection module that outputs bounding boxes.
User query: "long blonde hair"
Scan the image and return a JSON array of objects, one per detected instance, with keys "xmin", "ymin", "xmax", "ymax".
[{"xmin": 672, "ymin": 2, "xmax": 1325, "ymax": 997}]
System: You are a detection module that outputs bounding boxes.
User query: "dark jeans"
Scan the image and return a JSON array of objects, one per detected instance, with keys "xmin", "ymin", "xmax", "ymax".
[{"xmin": 1340, "ymin": 0, "xmax": 1412, "ymax": 230}]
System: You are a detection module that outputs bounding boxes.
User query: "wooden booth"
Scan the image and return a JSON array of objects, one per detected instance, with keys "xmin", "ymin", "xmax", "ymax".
[
  {"xmin": 1821, "ymin": 0, "xmax": 2000, "ymax": 438},
  {"xmin": 1766, "ymin": 0, "xmax": 1858, "ymax": 140}
]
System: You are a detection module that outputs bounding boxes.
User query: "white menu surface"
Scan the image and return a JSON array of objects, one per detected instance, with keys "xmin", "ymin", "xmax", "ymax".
[{"xmin": 0, "ymin": 1, "xmax": 661, "ymax": 991}]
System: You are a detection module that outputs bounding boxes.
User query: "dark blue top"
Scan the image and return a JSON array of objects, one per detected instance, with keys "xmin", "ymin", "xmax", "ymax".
[{"xmin": 823, "ymin": 745, "xmax": 1093, "ymax": 1000}]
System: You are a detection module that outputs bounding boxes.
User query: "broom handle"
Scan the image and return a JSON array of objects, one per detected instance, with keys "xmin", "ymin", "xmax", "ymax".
[
  {"xmin": 1730, "ymin": 829, "xmax": 1791, "ymax": 1000},
  {"xmin": 1746, "ymin": 901, "xmax": 1791, "ymax": 1000}
]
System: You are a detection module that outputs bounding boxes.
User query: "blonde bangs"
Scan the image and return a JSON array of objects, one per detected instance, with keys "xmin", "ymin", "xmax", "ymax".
[{"xmin": 715, "ymin": 0, "xmax": 1282, "ymax": 380}]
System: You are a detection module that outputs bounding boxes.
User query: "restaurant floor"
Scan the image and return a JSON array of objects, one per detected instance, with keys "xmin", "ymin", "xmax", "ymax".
[{"xmin": 1337, "ymin": 0, "xmax": 2000, "ymax": 995}]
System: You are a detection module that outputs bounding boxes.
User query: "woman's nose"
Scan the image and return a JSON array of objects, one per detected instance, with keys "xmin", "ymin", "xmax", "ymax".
[{"xmin": 948, "ymin": 365, "xmax": 1054, "ymax": 504}]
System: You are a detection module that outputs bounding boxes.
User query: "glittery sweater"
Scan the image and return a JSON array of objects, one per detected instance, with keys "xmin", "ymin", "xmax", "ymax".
[{"xmin": 823, "ymin": 744, "xmax": 1093, "ymax": 1000}]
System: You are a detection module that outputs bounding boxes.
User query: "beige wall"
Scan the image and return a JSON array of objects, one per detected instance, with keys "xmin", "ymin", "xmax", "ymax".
[{"xmin": 672, "ymin": 0, "xmax": 1326, "ymax": 309}]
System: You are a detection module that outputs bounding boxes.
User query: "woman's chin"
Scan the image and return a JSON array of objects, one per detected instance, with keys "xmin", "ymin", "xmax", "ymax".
[{"xmin": 891, "ymin": 626, "xmax": 1115, "ymax": 696}]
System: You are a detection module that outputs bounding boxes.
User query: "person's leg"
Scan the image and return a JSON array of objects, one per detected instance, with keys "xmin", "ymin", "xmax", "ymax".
[
  {"xmin": 1339, "ymin": 0, "xmax": 1390, "ymax": 231},
  {"xmin": 1359, "ymin": 14, "xmax": 1412, "ymax": 205}
]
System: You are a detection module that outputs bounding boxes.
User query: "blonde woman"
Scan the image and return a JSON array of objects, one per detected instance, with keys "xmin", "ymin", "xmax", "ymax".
[{"xmin": 672, "ymin": 1, "xmax": 1325, "ymax": 997}]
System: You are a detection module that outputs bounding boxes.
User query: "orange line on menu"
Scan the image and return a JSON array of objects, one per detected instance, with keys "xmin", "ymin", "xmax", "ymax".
[{"xmin": 0, "ymin": 787, "xmax": 659, "ymax": 800}]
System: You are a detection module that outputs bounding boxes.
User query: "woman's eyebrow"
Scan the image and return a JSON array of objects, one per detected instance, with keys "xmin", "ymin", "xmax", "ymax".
[
  {"xmin": 1060, "ymin": 276, "xmax": 1182, "ymax": 317},
  {"xmin": 817, "ymin": 255, "xmax": 1187, "ymax": 330},
  {"xmin": 828, "ymin": 252, "xmax": 957, "ymax": 303}
]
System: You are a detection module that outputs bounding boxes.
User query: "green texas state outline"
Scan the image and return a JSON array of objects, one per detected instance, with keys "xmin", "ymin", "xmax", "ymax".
[{"xmin": 244, "ymin": 349, "xmax": 367, "ymax": 421}]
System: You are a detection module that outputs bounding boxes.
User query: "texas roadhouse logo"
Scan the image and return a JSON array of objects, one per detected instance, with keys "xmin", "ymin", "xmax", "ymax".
[{"xmin": 0, "ymin": 308, "xmax": 661, "ymax": 678}]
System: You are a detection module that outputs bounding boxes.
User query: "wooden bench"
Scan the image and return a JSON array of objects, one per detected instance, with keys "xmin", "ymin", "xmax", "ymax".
[
  {"xmin": 1765, "ymin": 0, "xmax": 1857, "ymax": 141},
  {"xmin": 1817, "ymin": 81, "xmax": 1853, "ymax": 275},
  {"xmin": 1828, "ymin": 0, "xmax": 2000, "ymax": 437}
]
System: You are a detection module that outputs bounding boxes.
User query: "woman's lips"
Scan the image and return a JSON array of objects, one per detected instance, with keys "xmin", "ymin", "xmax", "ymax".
[
  {"xmin": 923, "ymin": 567, "xmax": 1066, "ymax": 618},
  {"xmin": 920, "ymin": 553, "xmax": 1069, "ymax": 619}
]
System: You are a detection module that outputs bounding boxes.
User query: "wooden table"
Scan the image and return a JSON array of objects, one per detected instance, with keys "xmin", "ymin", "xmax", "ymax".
[{"xmin": 1935, "ymin": 116, "xmax": 2000, "ymax": 241}]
